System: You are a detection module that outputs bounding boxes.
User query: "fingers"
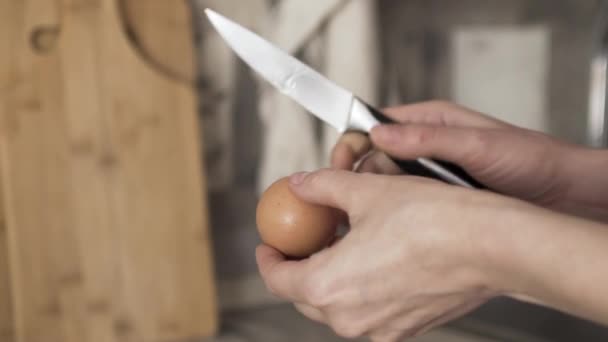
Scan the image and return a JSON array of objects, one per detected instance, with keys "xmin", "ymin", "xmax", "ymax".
[
  {"xmin": 256, "ymin": 245, "xmax": 308, "ymax": 302},
  {"xmin": 370, "ymin": 124, "xmax": 493, "ymax": 168},
  {"xmin": 330, "ymin": 101, "xmax": 502, "ymax": 174},
  {"xmin": 331, "ymin": 131, "xmax": 372, "ymax": 170},
  {"xmin": 289, "ymin": 169, "xmax": 365, "ymax": 211},
  {"xmin": 330, "ymin": 101, "xmax": 506, "ymax": 175},
  {"xmin": 382, "ymin": 101, "xmax": 507, "ymax": 129}
]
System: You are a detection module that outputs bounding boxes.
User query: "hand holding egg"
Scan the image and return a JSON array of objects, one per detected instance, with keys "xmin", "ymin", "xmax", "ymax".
[{"xmin": 256, "ymin": 177, "xmax": 340, "ymax": 258}]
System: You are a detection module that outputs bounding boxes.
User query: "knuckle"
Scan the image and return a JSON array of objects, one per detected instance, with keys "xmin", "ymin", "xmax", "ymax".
[{"xmin": 303, "ymin": 275, "xmax": 331, "ymax": 307}]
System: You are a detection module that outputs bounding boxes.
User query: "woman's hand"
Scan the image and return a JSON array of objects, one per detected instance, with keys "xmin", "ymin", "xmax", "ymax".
[
  {"xmin": 331, "ymin": 101, "xmax": 608, "ymax": 221},
  {"xmin": 256, "ymin": 169, "xmax": 530, "ymax": 341}
]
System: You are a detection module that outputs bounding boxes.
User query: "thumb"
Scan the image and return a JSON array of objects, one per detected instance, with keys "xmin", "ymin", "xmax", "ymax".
[
  {"xmin": 370, "ymin": 124, "xmax": 491, "ymax": 168},
  {"xmin": 288, "ymin": 169, "xmax": 362, "ymax": 211}
]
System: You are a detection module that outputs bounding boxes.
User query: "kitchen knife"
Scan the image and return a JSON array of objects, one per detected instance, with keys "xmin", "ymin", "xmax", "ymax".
[{"xmin": 205, "ymin": 9, "xmax": 486, "ymax": 189}]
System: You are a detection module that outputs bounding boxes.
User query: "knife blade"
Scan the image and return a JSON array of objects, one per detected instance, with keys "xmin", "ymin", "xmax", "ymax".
[{"xmin": 205, "ymin": 9, "xmax": 487, "ymax": 189}]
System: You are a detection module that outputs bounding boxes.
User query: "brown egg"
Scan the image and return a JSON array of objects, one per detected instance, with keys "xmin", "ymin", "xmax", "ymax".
[{"xmin": 256, "ymin": 177, "xmax": 338, "ymax": 258}]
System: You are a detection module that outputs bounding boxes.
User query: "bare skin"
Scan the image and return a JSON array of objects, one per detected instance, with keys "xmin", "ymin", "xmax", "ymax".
[
  {"xmin": 332, "ymin": 101, "xmax": 608, "ymax": 221},
  {"xmin": 256, "ymin": 101, "xmax": 608, "ymax": 341}
]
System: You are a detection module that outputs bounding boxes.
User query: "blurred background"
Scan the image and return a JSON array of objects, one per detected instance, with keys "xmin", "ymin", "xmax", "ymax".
[
  {"xmin": 202, "ymin": 0, "xmax": 608, "ymax": 341},
  {"xmin": 1, "ymin": 0, "xmax": 608, "ymax": 341}
]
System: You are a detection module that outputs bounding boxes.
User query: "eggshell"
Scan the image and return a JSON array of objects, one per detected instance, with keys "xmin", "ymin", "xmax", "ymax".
[{"xmin": 256, "ymin": 177, "xmax": 338, "ymax": 258}]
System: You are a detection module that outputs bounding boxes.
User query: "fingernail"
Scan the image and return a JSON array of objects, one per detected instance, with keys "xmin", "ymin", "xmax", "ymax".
[{"xmin": 289, "ymin": 172, "xmax": 309, "ymax": 185}]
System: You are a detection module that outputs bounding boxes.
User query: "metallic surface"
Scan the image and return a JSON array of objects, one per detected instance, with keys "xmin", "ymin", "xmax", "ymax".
[
  {"xmin": 206, "ymin": 9, "xmax": 479, "ymax": 189},
  {"xmin": 588, "ymin": 1, "xmax": 608, "ymax": 147},
  {"xmin": 206, "ymin": 9, "xmax": 354, "ymax": 132}
]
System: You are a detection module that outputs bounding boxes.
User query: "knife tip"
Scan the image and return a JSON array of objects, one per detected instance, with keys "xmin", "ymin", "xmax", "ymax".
[
  {"xmin": 204, "ymin": 8, "xmax": 220, "ymax": 19},
  {"xmin": 204, "ymin": 8, "xmax": 226, "ymax": 28}
]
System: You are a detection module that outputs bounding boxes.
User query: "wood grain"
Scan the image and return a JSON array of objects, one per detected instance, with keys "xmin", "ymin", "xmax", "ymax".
[
  {"xmin": 121, "ymin": 0, "xmax": 196, "ymax": 84},
  {"xmin": 0, "ymin": 173, "xmax": 14, "ymax": 342},
  {"xmin": 0, "ymin": 1, "xmax": 15, "ymax": 341},
  {"xmin": 1, "ymin": 1, "xmax": 65, "ymax": 341},
  {"xmin": 0, "ymin": 0, "xmax": 217, "ymax": 341},
  {"xmin": 123, "ymin": 0, "xmax": 271, "ymax": 192}
]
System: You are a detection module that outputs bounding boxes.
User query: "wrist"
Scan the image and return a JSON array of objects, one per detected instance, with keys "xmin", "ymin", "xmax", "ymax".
[
  {"xmin": 475, "ymin": 198, "xmax": 608, "ymax": 308},
  {"xmin": 468, "ymin": 195, "xmax": 548, "ymax": 298},
  {"xmin": 447, "ymin": 193, "xmax": 531, "ymax": 298},
  {"xmin": 454, "ymin": 181, "xmax": 608, "ymax": 325},
  {"xmin": 487, "ymin": 207, "xmax": 608, "ymax": 323}
]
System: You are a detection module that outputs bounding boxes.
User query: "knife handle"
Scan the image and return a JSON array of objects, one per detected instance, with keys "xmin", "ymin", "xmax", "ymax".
[{"xmin": 360, "ymin": 101, "xmax": 488, "ymax": 190}]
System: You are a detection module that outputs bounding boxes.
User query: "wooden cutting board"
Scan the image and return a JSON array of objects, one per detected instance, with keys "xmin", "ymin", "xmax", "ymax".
[
  {"xmin": 0, "ymin": 0, "xmax": 217, "ymax": 341},
  {"xmin": 0, "ymin": 1, "xmax": 18, "ymax": 341},
  {"xmin": 0, "ymin": 169, "xmax": 13, "ymax": 342}
]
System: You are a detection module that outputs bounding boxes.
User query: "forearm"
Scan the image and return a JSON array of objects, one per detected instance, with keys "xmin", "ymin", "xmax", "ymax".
[{"xmin": 486, "ymin": 204, "xmax": 608, "ymax": 325}]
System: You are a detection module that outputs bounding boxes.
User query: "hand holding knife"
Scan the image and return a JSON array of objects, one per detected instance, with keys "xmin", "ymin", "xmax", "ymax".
[{"xmin": 205, "ymin": 9, "xmax": 487, "ymax": 190}]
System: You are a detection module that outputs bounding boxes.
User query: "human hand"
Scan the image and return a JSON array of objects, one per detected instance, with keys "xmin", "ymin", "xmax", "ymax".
[
  {"xmin": 331, "ymin": 101, "xmax": 604, "ymax": 218},
  {"xmin": 256, "ymin": 169, "xmax": 527, "ymax": 341}
]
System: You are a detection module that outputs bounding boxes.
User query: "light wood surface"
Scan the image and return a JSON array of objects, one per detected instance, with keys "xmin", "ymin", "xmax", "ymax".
[
  {"xmin": 121, "ymin": 0, "xmax": 196, "ymax": 84},
  {"xmin": 0, "ymin": 1, "xmax": 15, "ymax": 340},
  {"xmin": 0, "ymin": 163, "xmax": 13, "ymax": 342},
  {"xmin": 0, "ymin": 0, "xmax": 217, "ymax": 341}
]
